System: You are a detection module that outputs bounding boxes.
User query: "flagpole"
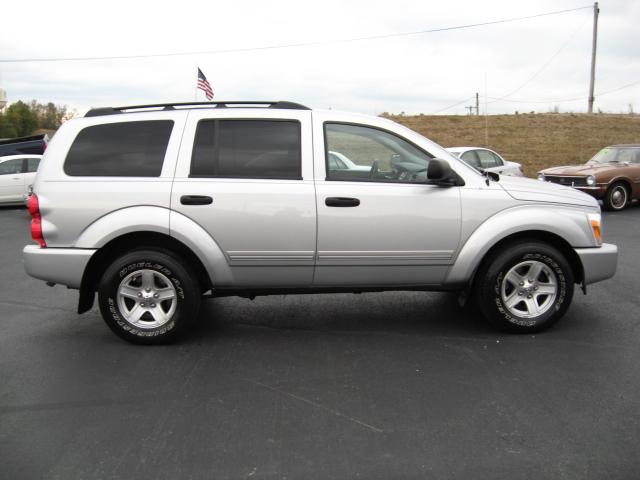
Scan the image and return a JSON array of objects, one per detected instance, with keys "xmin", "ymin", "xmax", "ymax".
[{"xmin": 194, "ymin": 65, "xmax": 199, "ymax": 101}]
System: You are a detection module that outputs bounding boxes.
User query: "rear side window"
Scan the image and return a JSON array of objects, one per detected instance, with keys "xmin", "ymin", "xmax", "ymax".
[
  {"xmin": 191, "ymin": 119, "xmax": 301, "ymax": 179},
  {"xmin": 27, "ymin": 158, "xmax": 40, "ymax": 172},
  {"xmin": 460, "ymin": 151, "xmax": 480, "ymax": 168},
  {"xmin": 476, "ymin": 150, "xmax": 501, "ymax": 168},
  {"xmin": 64, "ymin": 120, "xmax": 174, "ymax": 177}
]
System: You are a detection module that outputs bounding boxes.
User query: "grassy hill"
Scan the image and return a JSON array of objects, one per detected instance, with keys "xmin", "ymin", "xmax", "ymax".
[{"xmin": 386, "ymin": 113, "xmax": 640, "ymax": 177}]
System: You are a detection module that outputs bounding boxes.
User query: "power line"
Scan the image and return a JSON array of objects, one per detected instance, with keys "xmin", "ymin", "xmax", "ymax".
[
  {"xmin": 0, "ymin": 6, "xmax": 592, "ymax": 64},
  {"xmin": 486, "ymin": 78, "xmax": 640, "ymax": 104},
  {"xmin": 431, "ymin": 97, "xmax": 474, "ymax": 114},
  {"xmin": 488, "ymin": 11, "xmax": 590, "ymax": 104},
  {"xmin": 487, "ymin": 95, "xmax": 584, "ymax": 104},
  {"xmin": 598, "ymin": 79, "xmax": 640, "ymax": 96}
]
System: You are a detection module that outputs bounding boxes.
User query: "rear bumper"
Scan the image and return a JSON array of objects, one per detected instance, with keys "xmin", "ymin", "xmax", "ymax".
[
  {"xmin": 23, "ymin": 245, "xmax": 96, "ymax": 289},
  {"xmin": 575, "ymin": 243, "xmax": 618, "ymax": 285}
]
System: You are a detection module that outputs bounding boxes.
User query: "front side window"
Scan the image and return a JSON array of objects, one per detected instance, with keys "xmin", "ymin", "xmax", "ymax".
[
  {"xmin": 325, "ymin": 123, "xmax": 433, "ymax": 183},
  {"xmin": 0, "ymin": 159, "xmax": 23, "ymax": 175},
  {"xmin": 64, "ymin": 120, "xmax": 174, "ymax": 177},
  {"xmin": 191, "ymin": 119, "xmax": 301, "ymax": 179}
]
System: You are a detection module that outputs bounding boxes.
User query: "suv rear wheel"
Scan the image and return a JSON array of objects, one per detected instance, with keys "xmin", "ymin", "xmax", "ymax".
[
  {"xmin": 98, "ymin": 249, "xmax": 200, "ymax": 344},
  {"xmin": 475, "ymin": 241, "xmax": 574, "ymax": 333}
]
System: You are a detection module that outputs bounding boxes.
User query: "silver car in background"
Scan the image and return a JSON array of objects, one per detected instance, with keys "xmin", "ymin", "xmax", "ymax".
[{"xmin": 447, "ymin": 147, "xmax": 524, "ymax": 177}]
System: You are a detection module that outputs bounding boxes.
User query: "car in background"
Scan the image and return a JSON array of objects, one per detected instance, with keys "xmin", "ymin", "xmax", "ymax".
[
  {"xmin": 0, "ymin": 134, "xmax": 49, "ymax": 157},
  {"xmin": 328, "ymin": 150, "xmax": 371, "ymax": 172},
  {"xmin": 537, "ymin": 144, "xmax": 640, "ymax": 211},
  {"xmin": 447, "ymin": 147, "xmax": 524, "ymax": 177},
  {"xmin": 0, "ymin": 155, "xmax": 42, "ymax": 205}
]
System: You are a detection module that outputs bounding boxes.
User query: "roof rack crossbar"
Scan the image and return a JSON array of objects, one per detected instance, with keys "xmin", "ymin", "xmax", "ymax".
[{"xmin": 85, "ymin": 101, "xmax": 310, "ymax": 117}]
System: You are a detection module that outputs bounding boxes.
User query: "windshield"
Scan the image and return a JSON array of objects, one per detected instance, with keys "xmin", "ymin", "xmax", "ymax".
[{"xmin": 588, "ymin": 147, "xmax": 640, "ymax": 164}]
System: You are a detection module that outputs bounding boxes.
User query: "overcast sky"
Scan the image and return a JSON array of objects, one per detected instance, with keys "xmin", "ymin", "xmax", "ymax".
[{"xmin": 0, "ymin": 0, "xmax": 637, "ymax": 116}]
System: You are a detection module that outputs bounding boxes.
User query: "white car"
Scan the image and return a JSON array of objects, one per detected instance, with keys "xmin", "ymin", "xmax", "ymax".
[
  {"xmin": 447, "ymin": 147, "xmax": 524, "ymax": 177},
  {"xmin": 0, "ymin": 154, "xmax": 42, "ymax": 205},
  {"xmin": 328, "ymin": 151, "xmax": 371, "ymax": 172}
]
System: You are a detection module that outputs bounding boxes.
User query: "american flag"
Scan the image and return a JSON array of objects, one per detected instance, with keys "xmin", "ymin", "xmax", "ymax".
[{"xmin": 197, "ymin": 67, "xmax": 214, "ymax": 100}]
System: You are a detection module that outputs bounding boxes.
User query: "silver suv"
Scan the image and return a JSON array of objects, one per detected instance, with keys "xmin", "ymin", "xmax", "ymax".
[{"xmin": 23, "ymin": 101, "xmax": 618, "ymax": 344}]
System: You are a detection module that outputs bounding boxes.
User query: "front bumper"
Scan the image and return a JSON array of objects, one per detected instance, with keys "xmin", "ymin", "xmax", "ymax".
[
  {"xmin": 572, "ymin": 185, "xmax": 607, "ymax": 199},
  {"xmin": 23, "ymin": 245, "xmax": 96, "ymax": 289},
  {"xmin": 575, "ymin": 243, "xmax": 618, "ymax": 285}
]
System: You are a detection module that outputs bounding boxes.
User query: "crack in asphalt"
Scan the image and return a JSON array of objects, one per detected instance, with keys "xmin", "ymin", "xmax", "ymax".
[{"xmin": 244, "ymin": 378, "xmax": 384, "ymax": 434}]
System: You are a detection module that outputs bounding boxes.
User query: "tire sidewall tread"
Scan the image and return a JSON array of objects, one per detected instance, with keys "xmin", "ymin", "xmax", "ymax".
[
  {"xmin": 475, "ymin": 241, "xmax": 574, "ymax": 333},
  {"xmin": 98, "ymin": 249, "xmax": 200, "ymax": 344}
]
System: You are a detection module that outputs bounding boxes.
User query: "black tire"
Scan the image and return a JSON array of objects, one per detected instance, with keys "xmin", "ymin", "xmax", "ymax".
[
  {"xmin": 475, "ymin": 241, "xmax": 574, "ymax": 333},
  {"xmin": 603, "ymin": 182, "xmax": 629, "ymax": 211},
  {"xmin": 98, "ymin": 249, "xmax": 200, "ymax": 344}
]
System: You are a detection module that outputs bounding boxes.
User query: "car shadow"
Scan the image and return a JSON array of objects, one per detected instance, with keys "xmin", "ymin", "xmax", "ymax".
[{"xmin": 190, "ymin": 291, "xmax": 497, "ymax": 342}]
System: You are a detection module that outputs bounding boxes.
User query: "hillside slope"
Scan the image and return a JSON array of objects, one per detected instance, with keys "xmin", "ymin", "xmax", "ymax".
[{"xmin": 388, "ymin": 113, "xmax": 640, "ymax": 177}]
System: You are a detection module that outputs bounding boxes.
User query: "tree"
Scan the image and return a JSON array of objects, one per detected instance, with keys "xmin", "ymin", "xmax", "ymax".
[
  {"xmin": 28, "ymin": 100, "xmax": 68, "ymax": 130},
  {"xmin": 0, "ymin": 113, "xmax": 18, "ymax": 138},
  {"xmin": 4, "ymin": 101, "xmax": 38, "ymax": 137}
]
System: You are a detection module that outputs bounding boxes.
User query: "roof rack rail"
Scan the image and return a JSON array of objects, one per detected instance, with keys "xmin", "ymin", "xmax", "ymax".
[{"xmin": 85, "ymin": 101, "xmax": 310, "ymax": 117}]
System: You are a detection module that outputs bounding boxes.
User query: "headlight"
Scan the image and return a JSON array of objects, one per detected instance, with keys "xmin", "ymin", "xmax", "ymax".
[
  {"xmin": 586, "ymin": 175, "xmax": 596, "ymax": 186},
  {"xmin": 587, "ymin": 213, "xmax": 602, "ymax": 245},
  {"xmin": 537, "ymin": 173, "xmax": 545, "ymax": 181}
]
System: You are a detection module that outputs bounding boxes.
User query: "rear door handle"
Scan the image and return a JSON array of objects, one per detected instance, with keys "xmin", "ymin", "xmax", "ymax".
[
  {"xmin": 325, "ymin": 197, "xmax": 360, "ymax": 207},
  {"xmin": 180, "ymin": 195, "xmax": 213, "ymax": 205}
]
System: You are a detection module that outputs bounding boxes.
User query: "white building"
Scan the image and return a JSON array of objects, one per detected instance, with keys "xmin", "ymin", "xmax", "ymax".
[{"xmin": 0, "ymin": 84, "xmax": 7, "ymax": 112}]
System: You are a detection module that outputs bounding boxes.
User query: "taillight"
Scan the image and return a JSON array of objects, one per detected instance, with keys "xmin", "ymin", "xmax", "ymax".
[{"xmin": 28, "ymin": 194, "xmax": 46, "ymax": 248}]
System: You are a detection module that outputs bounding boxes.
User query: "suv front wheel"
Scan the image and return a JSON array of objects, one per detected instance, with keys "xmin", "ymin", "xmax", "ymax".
[
  {"xmin": 98, "ymin": 249, "xmax": 200, "ymax": 344},
  {"xmin": 475, "ymin": 241, "xmax": 574, "ymax": 333}
]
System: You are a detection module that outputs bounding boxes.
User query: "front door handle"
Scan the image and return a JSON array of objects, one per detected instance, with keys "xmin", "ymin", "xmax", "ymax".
[
  {"xmin": 180, "ymin": 195, "xmax": 213, "ymax": 205},
  {"xmin": 325, "ymin": 197, "xmax": 360, "ymax": 207}
]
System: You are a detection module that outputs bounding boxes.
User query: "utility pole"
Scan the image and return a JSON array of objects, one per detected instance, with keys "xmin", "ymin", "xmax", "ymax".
[
  {"xmin": 475, "ymin": 92, "xmax": 479, "ymax": 115},
  {"xmin": 588, "ymin": 2, "xmax": 599, "ymax": 113}
]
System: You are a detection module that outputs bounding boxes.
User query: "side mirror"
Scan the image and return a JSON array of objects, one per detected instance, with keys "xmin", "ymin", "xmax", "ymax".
[{"xmin": 427, "ymin": 158, "xmax": 453, "ymax": 181}]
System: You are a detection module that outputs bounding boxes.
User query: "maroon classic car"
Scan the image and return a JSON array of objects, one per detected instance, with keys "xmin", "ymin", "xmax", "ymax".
[{"xmin": 538, "ymin": 144, "xmax": 640, "ymax": 211}]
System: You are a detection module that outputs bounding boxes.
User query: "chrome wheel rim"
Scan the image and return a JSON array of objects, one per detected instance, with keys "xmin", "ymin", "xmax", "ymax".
[
  {"xmin": 116, "ymin": 269, "xmax": 177, "ymax": 329},
  {"xmin": 611, "ymin": 186, "xmax": 627, "ymax": 209},
  {"xmin": 501, "ymin": 260, "xmax": 558, "ymax": 319}
]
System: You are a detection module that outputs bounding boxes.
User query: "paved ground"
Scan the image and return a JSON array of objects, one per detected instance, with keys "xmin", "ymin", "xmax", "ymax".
[{"xmin": 1, "ymin": 204, "xmax": 639, "ymax": 480}]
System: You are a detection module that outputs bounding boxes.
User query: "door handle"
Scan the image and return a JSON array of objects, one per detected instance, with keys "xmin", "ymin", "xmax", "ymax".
[
  {"xmin": 325, "ymin": 197, "xmax": 360, "ymax": 207},
  {"xmin": 180, "ymin": 195, "xmax": 213, "ymax": 205}
]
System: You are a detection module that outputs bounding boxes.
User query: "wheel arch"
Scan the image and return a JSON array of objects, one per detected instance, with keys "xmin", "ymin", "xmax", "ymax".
[
  {"xmin": 606, "ymin": 177, "xmax": 634, "ymax": 196},
  {"xmin": 446, "ymin": 205, "xmax": 593, "ymax": 288},
  {"xmin": 469, "ymin": 230, "xmax": 584, "ymax": 288},
  {"xmin": 78, "ymin": 231, "xmax": 213, "ymax": 314}
]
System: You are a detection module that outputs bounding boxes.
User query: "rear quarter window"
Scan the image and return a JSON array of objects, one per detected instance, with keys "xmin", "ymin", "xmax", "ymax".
[{"xmin": 64, "ymin": 120, "xmax": 174, "ymax": 177}]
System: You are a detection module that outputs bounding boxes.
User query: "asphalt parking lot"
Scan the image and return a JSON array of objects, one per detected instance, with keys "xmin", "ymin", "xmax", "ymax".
[{"xmin": 1, "ymin": 204, "xmax": 639, "ymax": 480}]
